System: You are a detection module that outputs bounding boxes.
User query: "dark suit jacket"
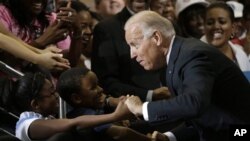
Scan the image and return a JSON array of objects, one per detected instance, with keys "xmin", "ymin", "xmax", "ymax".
[
  {"xmin": 91, "ymin": 8, "xmax": 161, "ymax": 101},
  {"xmin": 147, "ymin": 36, "xmax": 250, "ymax": 141}
]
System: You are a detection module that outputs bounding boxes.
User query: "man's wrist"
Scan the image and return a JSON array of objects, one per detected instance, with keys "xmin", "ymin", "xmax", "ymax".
[{"xmin": 146, "ymin": 90, "xmax": 153, "ymax": 101}]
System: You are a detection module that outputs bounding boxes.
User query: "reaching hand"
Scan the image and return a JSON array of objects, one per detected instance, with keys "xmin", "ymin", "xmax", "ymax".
[
  {"xmin": 113, "ymin": 99, "xmax": 133, "ymax": 121},
  {"xmin": 152, "ymin": 87, "xmax": 171, "ymax": 101},
  {"xmin": 36, "ymin": 52, "xmax": 70, "ymax": 70},
  {"xmin": 151, "ymin": 131, "xmax": 169, "ymax": 141},
  {"xmin": 125, "ymin": 95, "xmax": 143, "ymax": 116},
  {"xmin": 40, "ymin": 45, "xmax": 62, "ymax": 54},
  {"xmin": 34, "ymin": 21, "xmax": 69, "ymax": 48}
]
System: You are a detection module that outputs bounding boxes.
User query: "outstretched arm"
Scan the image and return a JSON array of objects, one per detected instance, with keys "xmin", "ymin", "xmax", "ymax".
[
  {"xmin": 28, "ymin": 100, "xmax": 133, "ymax": 140},
  {"xmin": 0, "ymin": 33, "xmax": 70, "ymax": 70},
  {"xmin": 0, "ymin": 22, "xmax": 44, "ymax": 54},
  {"xmin": 106, "ymin": 125, "xmax": 151, "ymax": 141}
]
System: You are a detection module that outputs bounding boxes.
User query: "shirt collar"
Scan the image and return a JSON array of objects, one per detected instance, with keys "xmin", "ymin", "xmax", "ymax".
[
  {"xmin": 166, "ymin": 35, "xmax": 175, "ymax": 64},
  {"xmin": 126, "ymin": 6, "xmax": 135, "ymax": 15}
]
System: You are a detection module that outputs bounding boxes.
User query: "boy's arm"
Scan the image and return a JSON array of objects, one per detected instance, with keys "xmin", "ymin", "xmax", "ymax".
[{"xmin": 106, "ymin": 125, "xmax": 151, "ymax": 141}]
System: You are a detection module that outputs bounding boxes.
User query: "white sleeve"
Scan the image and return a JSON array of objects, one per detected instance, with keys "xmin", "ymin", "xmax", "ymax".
[
  {"xmin": 15, "ymin": 112, "xmax": 42, "ymax": 141},
  {"xmin": 164, "ymin": 132, "xmax": 177, "ymax": 141},
  {"xmin": 146, "ymin": 90, "xmax": 153, "ymax": 101},
  {"xmin": 142, "ymin": 102, "xmax": 149, "ymax": 121}
]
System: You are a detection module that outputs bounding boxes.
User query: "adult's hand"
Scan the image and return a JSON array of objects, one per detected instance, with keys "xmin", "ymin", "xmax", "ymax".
[
  {"xmin": 36, "ymin": 52, "xmax": 70, "ymax": 70},
  {"xmin": 33, "ymin": 21, "xmax": 69, "ymax": 48},
  {"xmin": 39, "ymin": 45, "xmax": 62, "ymax": 54},
  {"xmin": 152, "ymin": 87, "xmax": 171, "ymax": 101},
  {"xmin": 125, "ymin": 95, "xmax": 143, "ymax": 116},
  {"xmin": 151, "ymin": 131, "xmax": 170, "ymax": 141}
]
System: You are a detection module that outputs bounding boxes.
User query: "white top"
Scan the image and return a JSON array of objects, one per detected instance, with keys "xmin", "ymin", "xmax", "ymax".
[
  {"xmin": 142, "ymin": 36, "xmax": 177, "ymax": 141},
  {"xmin": 200, "ymin": 36, "xmax": 250, "ymax": 72},
  {"xmin": 15, "ymin": 112, "xmax": 45, "ymax": 141}
]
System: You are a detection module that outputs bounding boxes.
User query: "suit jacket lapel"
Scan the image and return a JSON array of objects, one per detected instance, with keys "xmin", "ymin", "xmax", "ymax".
[{"xmin": 166, "ymin": 36, "xmax": 183, "ymax": 96}]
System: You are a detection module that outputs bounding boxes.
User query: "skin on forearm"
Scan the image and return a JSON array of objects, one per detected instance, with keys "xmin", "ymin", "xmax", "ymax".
[
  {"xmin": 29, "ymin": 119, "xmax": 74, "ymax": 140},
  {"xmin": 74, "ymin": 113, "xmax": 118, "ymax": 129},
  {"xmin": 28, "ymin": 113, "xmax": 119, "ymax": 140},
  {"xmin": 64, "ymin": 31, "xmax": 83, "ymax": 67},
  {"xmin": 106, "ymin": 125, "xmax": 151, "ymax": 141},
  {"xmin": 0, "ymin": 33, "xmax": 40, "ymax": 64},
  {"xmin": 0, "ymin": 22, "xmax": 42, "ymax": 54}
]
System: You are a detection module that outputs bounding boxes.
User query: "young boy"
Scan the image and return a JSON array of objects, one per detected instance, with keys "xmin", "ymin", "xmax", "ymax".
[{"xmin": 57, "ymin": 67, "xmax": 151, "ymax": 141}]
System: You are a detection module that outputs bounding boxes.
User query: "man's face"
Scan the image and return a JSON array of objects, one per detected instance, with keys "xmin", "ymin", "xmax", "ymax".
[
  {"xmin": 150, "ymin": 0, "xmax": 176, "ymax": 22},
  {"xmin": 25, "ymin": 0, "xmax": 46, "ymax": 15},
  {"xmin": 128, "ymin": 0, "xmax": 149, "ymax": 13},
  {"xmin": 96, "ymin": 0, "xmax": 125, "ymax": 16},
  {"xmin": 125, "ymin": 25, "xmax": 166, "ymax": 70}
]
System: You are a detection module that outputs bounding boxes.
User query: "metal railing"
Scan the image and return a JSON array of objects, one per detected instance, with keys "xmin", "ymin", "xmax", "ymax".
[{"xmin": 0, "ymin": 61, "xmax": 66, "ymax": 118}]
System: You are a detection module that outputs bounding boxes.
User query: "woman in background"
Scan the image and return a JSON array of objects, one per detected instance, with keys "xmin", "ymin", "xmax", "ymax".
[{"xmin": 202, "ymin": 2, "xmax": 250, "ymax": 72}]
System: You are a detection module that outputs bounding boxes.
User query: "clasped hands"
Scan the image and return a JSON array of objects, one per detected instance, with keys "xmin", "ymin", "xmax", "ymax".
[{"xmin": 114, "ymin": 95, "xmax": 170, "ymax": 141}]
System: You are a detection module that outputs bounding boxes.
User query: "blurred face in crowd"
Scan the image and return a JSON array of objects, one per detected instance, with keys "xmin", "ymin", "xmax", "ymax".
[
  {"xmin": 34, "ymin": 79, "xmax": 59, "ymax": 116},
  {"xmin": 126, "ymin": 25, "xmax": 166, "ymax": 70},
  {"xmin": 186, "ymin": 7, "xmax": 205, "ymax": 38},
  {"xmin": 244, "ymin": 14, "xmax": 250, "ymax": 32},
  {"xmin": 234, "ymin": 18, "xmax": 245, "ymax": 38},
  {"xmin": 24, "ymin": 0, "xmax": 47, "ymax": 15},
  {"xmin": 150, "ymin": 0, "xmax": 176, "ymax": 22},
  {"xmin": 96, "ymin": 0, "xmax": 125, "ymax": 17},
  {"xmin": 204, "ymin": 7, "xmax": 233, "ymax": 48},
  {"xmin": 78, "ymin": 10, "xmax": 93, "ymax": 46},
  {"xmin": 77, "ymin": 71, "xmax": 105, "ymax": 109},
  {"xmin": 127, "ymin": 0, "xmax": 149, "ymax": 13}
]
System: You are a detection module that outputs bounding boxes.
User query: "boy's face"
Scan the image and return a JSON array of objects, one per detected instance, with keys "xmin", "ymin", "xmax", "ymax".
[{"xmin": 78, "ymin": 71, "xmax": 105, "ymax": 109}]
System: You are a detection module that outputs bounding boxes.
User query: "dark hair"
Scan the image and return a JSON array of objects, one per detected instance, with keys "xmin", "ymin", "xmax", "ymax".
[
  {"xmin": 57, "ymin": 67, "xmax": 89, "ymax": 106},
  {"xmin": 58, "ymin": 1, "xmax": 89, "ymax": 13},
  {"xmin": 0, "ymin": 76, "xmax": 17, "ymax": 113},
  {"xmin": 2, "ymin": 0, "xmax": 49, "ymax": 40},
  {"xmin": 15, "ymin": 73, "xmax": 49, "ymax": 112},
  {"xmin": 205, "ymin": 2, "xmax": 235, "ymax": 23},
  {"xmin": 243, "ymin": 4, "xmax": 250, "ymax": 20},
  {"xmin": 0, "ymin": 72, "xmax": 49, "ymax": 114},
  {"xmin": 177, "ymin": 4, "xmax": 206, "ymax": 38}
]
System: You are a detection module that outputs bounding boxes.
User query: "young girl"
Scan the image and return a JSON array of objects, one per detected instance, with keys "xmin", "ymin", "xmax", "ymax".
[{"xmin": 0, "ymin": 71, "xmax": 151, "ymax": 141}]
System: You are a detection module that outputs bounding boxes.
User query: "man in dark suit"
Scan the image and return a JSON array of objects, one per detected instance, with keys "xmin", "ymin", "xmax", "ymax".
[
  {"xmin": 123, "ymin": 11, "xmax": 250, "ymax": 141},
  {"xmin": 92, "ymin": 0, "xmax": 170, "ymax": 102}
]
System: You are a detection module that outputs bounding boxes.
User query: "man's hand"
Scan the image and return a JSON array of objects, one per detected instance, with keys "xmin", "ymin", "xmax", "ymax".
[
  {"xmin": 36, "ymin": 52, "xmax": 70, "ymax": 70},
  {"xmin": 151, "ymin": 131, "xmax": 169, "ymax": 141},
  {"xmin": 152, "ymin": 87, "xmax": 171, "ymax": 101},
  {"xmin": 125, "ymin": 95, "xmax": 143, "ymax": 116}
]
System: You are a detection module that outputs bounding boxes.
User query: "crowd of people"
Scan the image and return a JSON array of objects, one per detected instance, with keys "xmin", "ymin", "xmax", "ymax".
[{"xmin": 0, "ymin": 0, "xmax": 249, "ymax": 141}]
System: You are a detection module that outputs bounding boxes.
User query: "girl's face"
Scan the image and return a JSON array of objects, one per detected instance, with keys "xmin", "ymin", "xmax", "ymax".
[
  {"xmin": 204, "ymin": 7, "xmax": 233, "ymax": 48},
  {"xmin": 24, "ymin": 0, "xmax": 46, "ymax": 15},
  {"xmin": 78, "ymin": 11, "xmax": 93, "ymax": 46},
  {"xmin": 78, "ymin": 71, "xmax": 105, "ymax": 109},
  {"xmin": 35, "ymin": 79, "xmax": 59, "ymax": 116}
]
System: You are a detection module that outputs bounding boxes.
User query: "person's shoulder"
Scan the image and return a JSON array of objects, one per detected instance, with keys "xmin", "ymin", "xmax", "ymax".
[
  {"xmin": 18, "ymin": 111, "xmax": 43, "ymax": 121},
  {"xmin": 96, "ymin": 16, "xmax": 121, "ymax": 29}
]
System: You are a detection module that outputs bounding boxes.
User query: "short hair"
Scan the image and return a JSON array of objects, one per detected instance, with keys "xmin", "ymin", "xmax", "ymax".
[
  {"xmin": 58, "ymin": 1, "xmax": 89, "ymax": 13},
  {"xmin": 15, "ymin": 73, "xmax": 48, "ymax": 112},
  {"xmin": 205, "ymin": 2, "xmax": 235, "ymax": 23},
  {"xmin": 57, "ymin": 67, "xmax": 90, "ymax": 106},
  {"xmin": 94, "ymin": 0, "xmax": 101, "ymax": 5},
  {"xmin": 124, "ymin": 11, "xmax": 175, "ymax": 39},
  {"xmin": 243, "ymin": 4, "xmax": 250, "ymax": 20}
]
